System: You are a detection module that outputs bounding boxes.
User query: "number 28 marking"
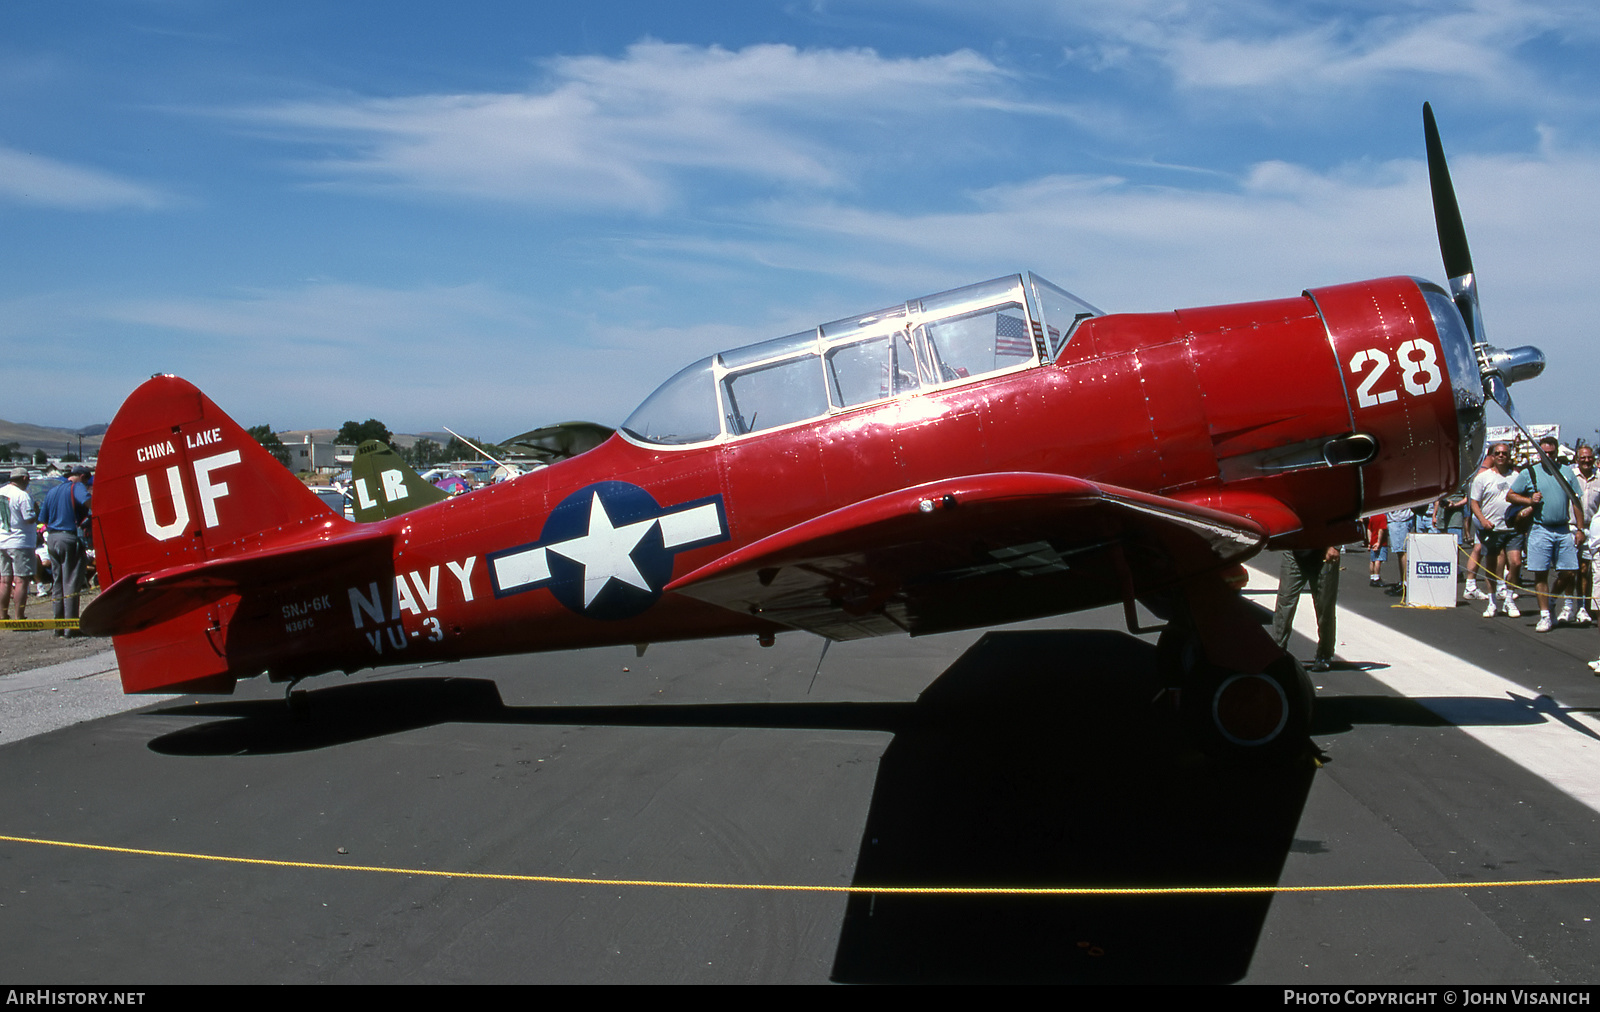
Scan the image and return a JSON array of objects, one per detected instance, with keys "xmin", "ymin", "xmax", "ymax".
[{"xmin": 1349, "ymin": 339, "xmax": 1442, "ymax": 409}]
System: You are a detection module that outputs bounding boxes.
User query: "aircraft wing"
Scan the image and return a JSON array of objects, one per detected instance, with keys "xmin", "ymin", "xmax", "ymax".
[{"xmin": 666, "ymin": 472, "xmax": 1295, "ymax": 640}]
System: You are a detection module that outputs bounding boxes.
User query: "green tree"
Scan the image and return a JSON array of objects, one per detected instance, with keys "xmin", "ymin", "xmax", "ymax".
[
  {"xmin": 33, "ymin": 448, "xmax": 47, "ymax": 466},
  {"xmin": 61, "ymin": 452, "xmax": 81, "ymax": 463},
  {"xmin": 445, "ymin": 435, "xmax": 504, "ymax": 462},
  {"xmin": 409, "ymin": 437, "xmax": 443, "ymax": 468},
  {"xmin": 336, "ymin": 419, "xmax": 392, "ymax": 447},
  {"xmin": 247, "ymin": 425, "xmax": 293, "ymax": 469},
  {"xmin": 0, "ymin": 442, "xmax": 17, "ymax": 462}
]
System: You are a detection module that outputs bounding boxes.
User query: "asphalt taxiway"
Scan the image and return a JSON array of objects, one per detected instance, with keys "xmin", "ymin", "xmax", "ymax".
[{"xmin": 1, "ymin": 553, "xmax": 1597, "ymax": 983}]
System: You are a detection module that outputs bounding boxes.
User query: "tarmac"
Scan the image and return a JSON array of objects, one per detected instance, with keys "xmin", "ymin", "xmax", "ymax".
[{"xmin": 0, "ymin": 553, "xmax": 1597, "ymax": 983}]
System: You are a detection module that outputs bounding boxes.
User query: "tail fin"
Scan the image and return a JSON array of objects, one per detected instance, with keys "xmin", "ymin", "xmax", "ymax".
[
  {"xmin": 349, "ymin": 439, "xmax": 448, "ymax": 522},
  {"xmin": 93, "ymin": 375, "xmax": 339, "ymax": 583},
  {"xmin": 88, "ymin": 375, "xmax": 367, "ymax": 693}
]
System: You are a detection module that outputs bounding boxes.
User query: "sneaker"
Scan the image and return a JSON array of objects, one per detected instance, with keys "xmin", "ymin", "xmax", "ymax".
[
  {"xmin": 1503, "ymin": 596, "xmax": 1521, "ymax": 618},
  {"xmin": 1577, "ymin": 608, "xmax": 1593, "ymax": 626},
  {"xmin": 1558, "ymin": 604, "xmax": 1574, "ymax": 626},
  {"xmin": 1536, "ymin": 613, "xmax": 1553, "ymax": 633},
  {"xmin": 1465, "ymin": 586, "xmax": 1491, "ymax": 601},
  {"xmin": 1483, "ymin": 598, "xmax": 1498, "ymax": 618},
  {"xmin": 1590, "ymin": 658, "xmax": 1600, "ymax": 674}
]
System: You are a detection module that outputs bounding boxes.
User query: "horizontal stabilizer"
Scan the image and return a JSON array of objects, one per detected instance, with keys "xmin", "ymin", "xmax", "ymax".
[{"xmin": 82, "ymin": 525, "xmax": 391, "ymax": 637}]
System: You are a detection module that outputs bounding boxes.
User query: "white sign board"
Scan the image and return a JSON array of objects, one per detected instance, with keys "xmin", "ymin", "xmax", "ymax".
[{"xmin": 1405, "ymin": 533, "xmax": 1458, "ymax": 608}]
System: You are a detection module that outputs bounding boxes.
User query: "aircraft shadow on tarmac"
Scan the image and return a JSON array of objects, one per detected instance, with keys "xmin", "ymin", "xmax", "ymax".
[
  {"xmin": 145, "ymin": 628, "xmax": 1322, "ymax": 983},
  {"xmin": 1314, "ymin": 690, "xmax": 1600, "ymax": 742},
  {"xmin": 824, "ymin": 630, "xmax": 1312, "ymax": 984}
]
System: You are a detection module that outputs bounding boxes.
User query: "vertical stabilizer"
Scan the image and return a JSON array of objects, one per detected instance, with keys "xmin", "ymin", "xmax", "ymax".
[
  {"xmin": 348, "ymin": 439, "xmax": 449, "ymax": 522},
  {"xmin": 88, "ymin": 376, "xmax": 357, "ymax": 693}
]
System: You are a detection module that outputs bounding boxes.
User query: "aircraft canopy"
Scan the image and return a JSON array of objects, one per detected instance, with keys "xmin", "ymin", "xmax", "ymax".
[{"xmin": 621, "ymin": 272, "xmax": 1100, "ymax": 446}]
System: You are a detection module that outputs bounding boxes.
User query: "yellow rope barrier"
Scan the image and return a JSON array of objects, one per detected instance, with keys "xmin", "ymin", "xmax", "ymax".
[
  {"xmin": 1451, "ymin": 532, "xmax": 1593, "ymax": 601},
  {"xmin": 2, "ymin": 833, "xmax": 1597, "ymax": 898},
  {"xmin": 0, "ymin": 617, "xmax": 80, "ymax": 631}
]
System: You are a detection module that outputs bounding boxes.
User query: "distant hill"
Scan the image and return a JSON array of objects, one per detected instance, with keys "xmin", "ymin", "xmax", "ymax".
[
  {"xmin": 275, "ymin": 428, "xmax": 339, "ymax": 447},
  {"xmin": 0, "ymin": 419, "xmax": 106, "ymax": 457}
]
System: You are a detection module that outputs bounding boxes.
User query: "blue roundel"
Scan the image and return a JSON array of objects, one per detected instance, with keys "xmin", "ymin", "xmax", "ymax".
[
  {"xmin": 486, "ymin": 481, "xmax": 728, "ymax": 621},
  {"xmin": 541, "ymin": 482, "xmax": 676, "ymax": 620}
]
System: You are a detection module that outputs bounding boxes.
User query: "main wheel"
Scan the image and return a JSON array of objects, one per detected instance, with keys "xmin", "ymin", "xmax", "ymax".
[{"xmin": 1181, "ymin": 655, "xmax": 1311, "ymax": 760}]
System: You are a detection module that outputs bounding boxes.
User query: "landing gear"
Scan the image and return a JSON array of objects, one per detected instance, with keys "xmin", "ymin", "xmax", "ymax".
[
  {"xmin": 1157, "ymin": 627, "xmax": 1313, "ymax": 760},
  {"xmin": 1182, "ymin": 653, "xmax": 1311, "ymax": 757}
]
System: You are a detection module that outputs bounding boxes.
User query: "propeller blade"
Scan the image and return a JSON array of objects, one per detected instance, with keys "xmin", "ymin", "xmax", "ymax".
[
  {"xmin": 1486, "ymin": 373, "xmax": 1515, "ymax": 418},
  {"xmin": 1424, "ymin": 102, "xmax": 1474, "ymax": 284}
]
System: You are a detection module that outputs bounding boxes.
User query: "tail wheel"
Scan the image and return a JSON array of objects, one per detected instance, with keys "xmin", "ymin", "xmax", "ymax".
[{"xmin": 1182, "ymin": 656, "xmax": 1311, "ymax": 759}]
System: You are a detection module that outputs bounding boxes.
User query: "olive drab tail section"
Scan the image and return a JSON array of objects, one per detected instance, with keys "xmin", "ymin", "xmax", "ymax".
[
  {"xmin": 85, "ymin": 375, "xmax": 360, "ymax": 693},
  {"xmin": 348, "ymin": 439, "xmax": 449, "ymax": 522}
]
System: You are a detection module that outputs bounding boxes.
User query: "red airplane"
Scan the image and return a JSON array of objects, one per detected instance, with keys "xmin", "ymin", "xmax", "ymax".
[{"xmin": 81, "ymin": 105, "xmax": 1545, "ymax": 757}]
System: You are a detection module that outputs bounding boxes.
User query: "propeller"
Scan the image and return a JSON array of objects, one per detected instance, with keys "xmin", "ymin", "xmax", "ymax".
[{"xmin": 1423, "ymin": 103, "xmax": 1571, "ymax": 489}]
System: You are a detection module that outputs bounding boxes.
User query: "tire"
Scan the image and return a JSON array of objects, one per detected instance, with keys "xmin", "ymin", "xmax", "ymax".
[{"xmin": 1182, "ymin": 655, "xmax": 1311, "ymax": 760}]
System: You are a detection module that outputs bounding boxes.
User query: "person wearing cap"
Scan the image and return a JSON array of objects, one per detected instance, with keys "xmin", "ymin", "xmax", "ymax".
[
  {"xmin": 1507, "ymin": 436, "xmax": 1584, "ymax": 632},
  {"xmin": 0, "ymin": 467, "xmax": 38, "ymax": 621},
  {"xmin": 37, "ymin": 465, "xmax": 92, "ymax": 634}
]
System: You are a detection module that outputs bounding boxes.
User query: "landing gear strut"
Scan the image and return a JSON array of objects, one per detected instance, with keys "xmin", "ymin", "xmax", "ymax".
[{"xmin": 1155, "ymin": 588, "xmax": 1313, "ymax": 760}]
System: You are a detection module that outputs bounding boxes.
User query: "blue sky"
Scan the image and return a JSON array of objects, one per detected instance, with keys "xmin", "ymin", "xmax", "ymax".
[{"xmin": 4, "ymin": 0, "xmax": 1598, "ymax": 442}]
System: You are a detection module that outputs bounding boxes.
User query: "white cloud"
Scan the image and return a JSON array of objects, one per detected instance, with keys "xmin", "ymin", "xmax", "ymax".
[
  {"xmin": 1046, "ymin": 0, "xmax": 1598, "ymax": 96},
  {"xmin": 241, "ymin": 41, "xmax": 1009, "ymax": 211},
  {"xmin": 0, "ymin": 144, "xmax": 168, "ymax": 210}
]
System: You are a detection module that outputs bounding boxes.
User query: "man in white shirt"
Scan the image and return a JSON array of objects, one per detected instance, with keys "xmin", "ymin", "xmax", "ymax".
[
  {"xmin": 1469, "ymin": 443, "xmax": 1523, "ymax": 618},
  {"xmin": 0, "ymin": 468, "xmax": 38, "ymax": 621},
  {"xmin": 1575, "ymin": 445, "xmax": 1600, "ymax": 623}
]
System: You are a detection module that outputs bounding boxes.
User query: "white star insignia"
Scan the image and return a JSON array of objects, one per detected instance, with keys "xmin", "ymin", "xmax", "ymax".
[{"xmin": 547, "ymin": 492, "xmax": 658, "ymax": 607}]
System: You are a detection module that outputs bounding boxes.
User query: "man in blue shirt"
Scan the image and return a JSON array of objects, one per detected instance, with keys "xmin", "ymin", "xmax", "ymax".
[
  {"xmin": 1508, "ymin": 436, "xmax": 1584, "ymax": 632},
  {"xmin": 37, "ymin": 466, "xmax": 92, "ymax": 634}
]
